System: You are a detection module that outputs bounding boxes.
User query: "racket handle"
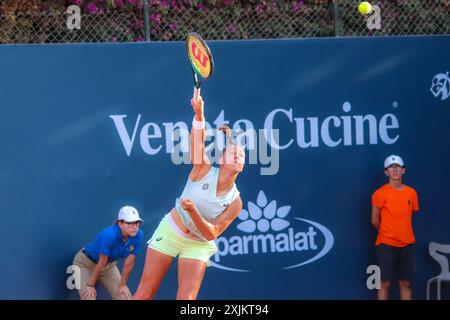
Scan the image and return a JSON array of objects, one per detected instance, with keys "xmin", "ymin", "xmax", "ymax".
[{"xmin": 193, "ymin": 87, "xmax": 200, "ymax": 103}]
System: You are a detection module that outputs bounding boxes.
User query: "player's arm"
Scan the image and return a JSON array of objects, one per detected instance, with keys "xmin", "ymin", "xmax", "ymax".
[
  {"xmin": 371, "ymin": 206, "xmax": 381, "ymax": 230},
  {"xmin": 181, "ymin": 197, "xmax": 242, "ymax": 241},
  {"xmin": 189, "ymin": 96, "xmax": 210, "ymax": 180}
]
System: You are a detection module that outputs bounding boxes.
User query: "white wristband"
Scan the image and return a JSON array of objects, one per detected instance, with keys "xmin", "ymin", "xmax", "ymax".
[{"xmin": 192, "ymin": 117, "xmax": 205, "ymax": 129}]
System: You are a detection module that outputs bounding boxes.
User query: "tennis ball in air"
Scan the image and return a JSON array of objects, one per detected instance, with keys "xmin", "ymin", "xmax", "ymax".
[{"xmin": 358, "ymin": 2, "xmax": 372, "ymax": 15}]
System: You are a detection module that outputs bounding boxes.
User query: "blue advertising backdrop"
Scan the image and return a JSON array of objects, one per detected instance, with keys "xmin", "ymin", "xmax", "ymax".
[{"xmin": 0, "ymin": 36, "xmax": 449, "ymax": 299}]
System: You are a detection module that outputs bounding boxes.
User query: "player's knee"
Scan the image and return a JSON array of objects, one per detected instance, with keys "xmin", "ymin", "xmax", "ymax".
[
  {"xmin": 176, "ymin": 290, "xmax": 197, "ymax": 300},
  {"xmin": 399, "ymin": 280, "xmax": 411, "ymax": 288},
  {"xmin": 133, "ymin": 292, "xmax": 154, "ymax": 300},
  {"xmin": 380, "ymin": 281, "xmax": 391, "ymax": 290},
  {"xmin": 133, "ymin": 287, "xmax": 157, "ymax": 300}
]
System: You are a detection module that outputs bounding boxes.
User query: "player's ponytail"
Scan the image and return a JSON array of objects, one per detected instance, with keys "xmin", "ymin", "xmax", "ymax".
[{"xmin": 218, "ymin": 125, "xmax": 235, "ymax": 148}]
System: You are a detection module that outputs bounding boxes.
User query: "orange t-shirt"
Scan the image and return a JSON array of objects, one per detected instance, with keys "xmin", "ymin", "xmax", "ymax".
[{"xmin": 372, "ymin": 184, "xmax": 419, "ymax": 247}]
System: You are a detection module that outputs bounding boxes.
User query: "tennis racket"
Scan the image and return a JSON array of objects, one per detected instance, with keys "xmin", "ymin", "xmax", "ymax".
[{"xmin": 185, "ymin": 32, "xmax": 214, "ymax": 103}]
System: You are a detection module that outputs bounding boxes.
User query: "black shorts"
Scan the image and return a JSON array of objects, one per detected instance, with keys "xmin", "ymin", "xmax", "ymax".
[{"xmin": 376, "ymin": 243, "xmax": 416, "ymax": 282}]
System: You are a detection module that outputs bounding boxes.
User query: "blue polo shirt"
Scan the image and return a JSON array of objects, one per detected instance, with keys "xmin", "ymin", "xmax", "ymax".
[{"xmin": 83, "ymin": 224, "xmax": 143, "ymax": 263}]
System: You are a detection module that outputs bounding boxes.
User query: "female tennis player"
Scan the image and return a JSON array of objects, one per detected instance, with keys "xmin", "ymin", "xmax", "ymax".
[{"xmin": 132, "ymin": 96, "xmax": 245, "ymax": 300}]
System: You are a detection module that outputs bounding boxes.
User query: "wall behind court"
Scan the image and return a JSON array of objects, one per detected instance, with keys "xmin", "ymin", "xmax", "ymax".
[{"xmin": 0, "ymin": 36, "xmax": 449, "ymax": 299}]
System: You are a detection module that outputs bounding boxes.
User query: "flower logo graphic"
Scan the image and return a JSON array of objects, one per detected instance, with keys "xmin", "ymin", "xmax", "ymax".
[
  {"xmin": 430, "ymin": 72, "xmax": 450, "ymax": 101},
  {"xmin": 210, "ymin": 189, "xmax": 335, "ymax": 272},
  {"xmin": 236, "ymin": 190, "xmax": 291, "ymax": 233}
]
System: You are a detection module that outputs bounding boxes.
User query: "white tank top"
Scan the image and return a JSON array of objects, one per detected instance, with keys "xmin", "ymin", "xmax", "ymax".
[{"xmin": 175, "ymin": 166, "xmax": 240, "ymax": 240}]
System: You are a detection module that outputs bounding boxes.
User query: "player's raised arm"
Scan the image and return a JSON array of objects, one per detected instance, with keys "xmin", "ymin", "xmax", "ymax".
[{"xmin": 190, "ymin": 96, "xmax": 210, "ymax": 178}]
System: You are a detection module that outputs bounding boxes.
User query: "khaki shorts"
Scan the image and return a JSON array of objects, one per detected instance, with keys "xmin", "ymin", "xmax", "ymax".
[
  {"xmin": 72, "ymin": 250, "xmax": 126, "ymax": 300},
  {"xmin": 148, "ymin": 214, "xmax": 217, "ymax": 263}
]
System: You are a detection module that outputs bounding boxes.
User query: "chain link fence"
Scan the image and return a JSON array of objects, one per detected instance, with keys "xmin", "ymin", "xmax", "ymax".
[
  {"xmin": 0, "ymin": 11, "xmax": 144, "ymax": 44},
  {"xmin": 338, "ymin": 0, "xmax": 450, "ymax": 36},
  {"xmin": 149, "ymin": 3, "xmax": 333, "ymax": 40},
  {"xmin": 0, "ymin": 0, "xmax": 449, "ymax": 44}
]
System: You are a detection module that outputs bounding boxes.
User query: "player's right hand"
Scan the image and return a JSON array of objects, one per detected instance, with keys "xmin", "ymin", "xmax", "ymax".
[
  {"xmin": 83, "ymin": 286, "xmax": 97, "ymax": 300},
  {"xmin": 191, "ymin": 96, "xmax": 204, "ymax": 115}
]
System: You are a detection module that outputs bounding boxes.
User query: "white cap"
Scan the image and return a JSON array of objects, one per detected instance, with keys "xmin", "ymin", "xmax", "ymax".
[
  {"xmin": 118, "ymin": 206, "xmax": 143, "ymax": 223},
  {"xmin": 384, "ymin": 155, "xmax": 404, "ymax": 169}
]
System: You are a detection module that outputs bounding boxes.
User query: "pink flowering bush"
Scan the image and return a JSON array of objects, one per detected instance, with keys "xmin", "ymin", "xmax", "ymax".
[
  {"xmin": 0, "ymin": 0, "xmax": 332, "ymax": 42},
  {"xmin": 0, "ymin": 1, "xmax": 448, "ymax": 43}
]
